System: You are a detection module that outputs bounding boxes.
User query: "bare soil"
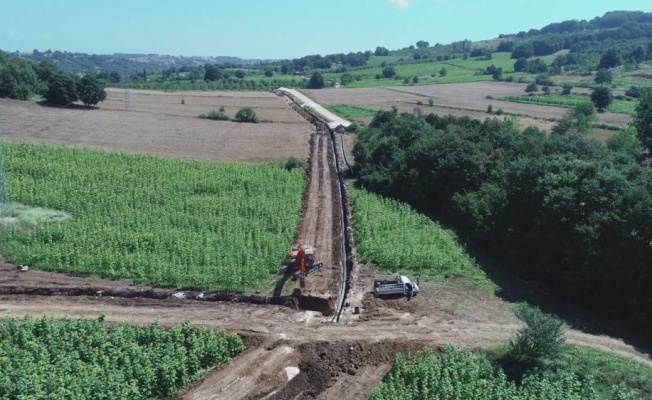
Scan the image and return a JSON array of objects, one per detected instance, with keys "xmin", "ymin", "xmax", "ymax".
[
  {"xmin": 0, "ymin": 91, "xmax": 312, "ymax": 163},
  {"xmin": 303, "ymin": 82, "xmax": 631, "ymax": 131}
]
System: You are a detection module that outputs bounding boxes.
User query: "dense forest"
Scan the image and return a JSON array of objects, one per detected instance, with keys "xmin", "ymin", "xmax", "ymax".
[{"xmin": 352, "ymin": 100, "xmax": 652, "ymax": 334}]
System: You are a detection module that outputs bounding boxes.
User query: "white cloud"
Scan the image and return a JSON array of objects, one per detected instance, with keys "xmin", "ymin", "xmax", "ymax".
[
  {"xmin": 389, "ymin": 0, "xmax": 409, "ymax": 9},
  {"xmin": 6, "ymin": 29, "xmax": 20, "ymax": 37}
]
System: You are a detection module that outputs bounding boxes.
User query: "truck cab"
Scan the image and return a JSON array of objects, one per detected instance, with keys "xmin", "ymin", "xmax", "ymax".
[{"xmin": 374, "ymin": 275, "xmax": 420, "ymax": 298}]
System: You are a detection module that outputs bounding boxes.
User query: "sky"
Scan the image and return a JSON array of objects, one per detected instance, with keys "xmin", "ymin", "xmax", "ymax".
[{"xmin": 1, "ymin": 0, "xmax": 652, "ymax": 60}]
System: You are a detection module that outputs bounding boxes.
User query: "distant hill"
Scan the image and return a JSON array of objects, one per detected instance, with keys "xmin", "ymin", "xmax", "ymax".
[{"xmin": 7, "ymin": 50, "xmax": 263, "ymax": 75}]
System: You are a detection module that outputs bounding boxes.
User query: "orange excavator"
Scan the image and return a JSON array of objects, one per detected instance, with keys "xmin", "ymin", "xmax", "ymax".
[{"xmin": 282, "ymin": 242, "xmax": 323, "ymax": 287}]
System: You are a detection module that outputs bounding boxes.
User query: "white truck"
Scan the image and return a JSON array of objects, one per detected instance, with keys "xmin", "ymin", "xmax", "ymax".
[{"xmin": 374, "ymin": 275, "xmax": 419, "ymax": 299}]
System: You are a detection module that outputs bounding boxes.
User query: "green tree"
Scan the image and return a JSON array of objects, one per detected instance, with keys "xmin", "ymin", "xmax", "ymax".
[
  {"xmin": 503, "ymin": 304, "xmax": 566, "ymax": 380},
  {"xmin": 492, "ymin": 67, "xmax": 503, "ymax": 81},
  {"xmin": 561, "ymin": 84, "xmax": 573, "ymax": 95},
  {"xmin": 234, "ymin": 107, "xmax": 259, "ymax": 123},
  {"xmin": 77, "ymin": 74, "xmax": 107, "ymax": 106},
  {"xmin": 525, "ymin": 82, "xmax": 538, "ymax": 93},
  {"xmin": 590, "ymin": 86, "xmax": 613, "ymax": 112},
  {"xmin": 594, "ymin": 68, "xmax": 613, "ymax": 85},
  {"xmin": 607, "ymin": 127, "xmax": 644, "ymax": 159},
  {"xmin": 412, "ymin": 76, "xmax": 419, "ymax": 84},
  {"xmin": 264, "ymin": 69, "xmax": 274, "ymax": 77},
  {"xmin": 307, "ymin": 72, "xmax": 324, "ymax": 89},
  {"xmin": 45, "ymin": 72, "xmax": 78, "ymax": 106},
  {"xmin": 108, "ymin": 71, "xmax": 122, "ymax": 84},
  {"xmin": 439, "ymin": 67, "xmax": 447, "ymax": 77},
  {"xmin": 340, "ymin": 73, "xmax": 353, "ymax": 86},
  {"xmin": 599, "ymin": 48, "xmax": 621, "ymax": 69},
  {"xmin": 204, "ymin": 65, "xmax": 222, "ymax": 81},
  {"xmin": 634, "ymin": 87, "xmax": 652, "ymax": 153},
  {"xmin": 234, "ymin": 70, "xmax": 246, "ymax": 79},
  {"xmin": 416, "ymin": 40, "xmax": 429, "ymax": 48},
  {"xmin": 382, "ymin": 66, "xmax": 396, "ymax": 79}
]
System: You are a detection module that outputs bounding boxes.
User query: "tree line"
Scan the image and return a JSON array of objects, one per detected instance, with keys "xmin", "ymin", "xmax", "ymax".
[
  {"xmin": 353, "ymin": 96, "xmax": 652, "ymax": 335},
  {"xmin": 0, "ymin": 50, "xmax": 106, "ymax": 106}
]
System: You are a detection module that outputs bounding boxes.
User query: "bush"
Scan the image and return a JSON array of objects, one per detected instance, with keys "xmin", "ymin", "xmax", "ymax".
[
  {"xmin": 412, "ymin": 76, "xmax": 419, "ymax": 84},
  {"xmin": 284, "ymin": 156, "xmax": 302, "ymax": 170},
  {"xmin": 502, "ymin": 303, "xmax": 566, "ymax": 380},
  {"xmin": 199, "ymin": 110, "xmax": 230, "ymax": 121},
  {"xmin": 562, "ymin": 84, "xmax": 573, "ymax": 95},
  {"xmin": 487, "ymin": 104, "xmax": 493, "ymax": 114},
  {"xmin": 525, "ymin": 82, "xmax": 539, "ymax": 93},
  {"xmin": 625, "ymin": 86, "xmax": 641, "ymax": 98},
  {"xmin": 346, "ymin": 122, "xmax": 360, "ymax": 133},
  {"xmin": 234, "ymin": 107, "xmax": 259, "ymax": 123},
  {"xmin": 495, "ymin": 108, "xmax": 504, "ymax": 115},
  {"xmin": 428, "ymin": 98, "xmax": 434, "ymax": 106}
]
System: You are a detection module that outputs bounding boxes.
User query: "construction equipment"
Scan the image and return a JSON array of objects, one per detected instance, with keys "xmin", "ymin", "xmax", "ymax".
[
  {"xmin": 281, "ymin": 243, "xmax": 323, "ymax": 287},
  {"xmin": 374, "ymin": 275, "xmax": 420, "ymax": 299}
]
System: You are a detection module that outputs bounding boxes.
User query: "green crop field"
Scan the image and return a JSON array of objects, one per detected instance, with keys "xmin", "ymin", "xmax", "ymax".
[
  {"xmin": 0, "ymin": 315, "xmax": 244, "ymax": 399},
  {"xmin": 350, "ymin": 188, "xmax": 494, "ymax": 290},
  {"xmin": 370, "ymin": 344, "xmax": 646, "ymax": 400},
  {"xmin": 326, "ymin": 52, "xmax": 530, "ymax": 88},
  {"xmin": 503, "ymin": 93, "xmax": 638, "ymax": 115},
  {"xmin": 323, "ymin": 104, "xmax": 379, "ymax": 119},
  {"xmin": 0, "ymin": 142, "xmax": 304, "ymax": 291}
]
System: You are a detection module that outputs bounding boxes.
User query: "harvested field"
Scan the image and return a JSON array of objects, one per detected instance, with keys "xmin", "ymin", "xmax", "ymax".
[
  {"xmin": 303, "ymin": 81, "xmax": 632, "ymax": 129},
  {"xmin": 0, "ymin": 89, "xmax": 312, "ymax": 163}
]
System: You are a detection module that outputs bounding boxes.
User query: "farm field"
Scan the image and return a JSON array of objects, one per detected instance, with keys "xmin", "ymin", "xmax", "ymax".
[
  {"xmin": 0, "ymin": 142, "xmax": 304, "ymax": 291},
  {"xmin": 0, "ymin": 87, "xmax": 650, "ymax": 399},
  {"xmin": 303, "ymin": 81, "xmax": 632, "ymax": 132},
  {"xmin": 0, "ymin": 315, "xmax": 244, "ymax": 399},
  {"xmin": 503, "ymin": 93, "xmax": 638, "ymax": 115},
  {"xmin": 0, "ymin": 89, "xmax": 312, "ymax": 163},
  {"xmin": 350, "ymin": 188, "xmax": 494, "ymax": 291},
  {"xmin": 323, "ymin": 52, "xmax": 536, "ymax": 88}
]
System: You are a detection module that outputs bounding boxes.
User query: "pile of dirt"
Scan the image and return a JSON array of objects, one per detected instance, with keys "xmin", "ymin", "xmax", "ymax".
[{"xmin": 267, "ymin": 340, "xmax": 434, "ymax": 400}]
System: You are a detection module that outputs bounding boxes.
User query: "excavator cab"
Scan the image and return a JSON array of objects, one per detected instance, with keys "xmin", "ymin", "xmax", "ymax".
[{"xmin": 283, "ymin": 242, "xmax": 322, "ymax": 287}]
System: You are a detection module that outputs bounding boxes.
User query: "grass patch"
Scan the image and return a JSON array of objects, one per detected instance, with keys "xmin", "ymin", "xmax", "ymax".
[
  {"xmin": 0, "ymin": 203, "xmax": 71, "ymax": 229},
  {"xmin": 350, "ymin": 188, "xmax": 495, "ymax": 291},
  {"xmin": 1, "ymin": 142, "xmax": 304, "ymax": 291},
  {"xmin": 563, "ymin": 345, "xmax": 652, "ymax": 399},
  {"xmin": 503, "ymin": 93, "xmax": 638, "ymax": 115},
  {"xmin": 323, "ymin": 104, "xmax": 379, "ymax": 119}
]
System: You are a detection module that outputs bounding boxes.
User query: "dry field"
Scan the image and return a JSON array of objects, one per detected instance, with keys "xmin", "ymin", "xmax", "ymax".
[
  {"xmin": 303, "ymin": 81, "xmax": 631, "ymax": 130},
  {"xmin": 0, "ymin": 89, "xmax": 312, "ymax": 163}
]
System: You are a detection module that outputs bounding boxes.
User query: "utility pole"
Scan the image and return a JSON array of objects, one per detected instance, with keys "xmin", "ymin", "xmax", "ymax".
[{"xmin": 124, "ymin": 63, "xmax": 130, "ymax": 111}]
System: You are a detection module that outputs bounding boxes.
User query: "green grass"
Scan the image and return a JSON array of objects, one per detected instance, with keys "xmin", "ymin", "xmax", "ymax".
[
  {"xmin": 0, "ymin": 315, "xmax": 244, "ymax": 399},
  {"xmin": 350, "ymin": 188, "xmax": 495, "ymax": 291},
  {"xmin": 327, "ymin": 52, "xmax": 525, "ymax": 88},
  {"xmin": 563, "ymin": 345, "xmax": 652, "ymax": 399},
  {"xmin": 503, "ymin": 93, "xmax": 638, "ymax": 115},
  {"xmin": 323, "ymin": 104, "xmax": 380, "ymax": 119},
  {"xmin": 0, "ymin": 142, "xmax": 304, "ymax": 291}
]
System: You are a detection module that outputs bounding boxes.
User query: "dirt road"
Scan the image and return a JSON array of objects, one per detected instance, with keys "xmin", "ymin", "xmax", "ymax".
[{"xmin": 1, "ymin": 293, "xmax": 649, "ymax": 399}]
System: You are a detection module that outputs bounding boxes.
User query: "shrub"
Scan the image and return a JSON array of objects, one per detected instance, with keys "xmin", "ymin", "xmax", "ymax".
[
  {"xmin": 234, "ymin": 107, "xmax": 259, "ymax": 123},
  {"xmin": 346, "ymin": 122, "xmax": 360, "ymax": 133},
  {"xmin": 562, "ymin": 84, "xmax": 573, "ymax": 95},
  {"xmin": 199, "ymin": 110, "xmax": 230, "ymax": 121},
  {"xmin": 495, "ymin": 108, "xmax": 504, "ymax": 115},
  {"xmin": 284, "ymin": 156, "xmax": 302, "ymax": 170},
  {"xmin": 428, "ymin": 98, "xmax": 434, "ymax": 107},
  {"xmin": 525, "ymin": 82, "xmax": 539, "ymax": 93},
  {"xmin": 487, "ymin": 104, "xmax": 493, "ymax": 114},
  {"xmin": 416, "ymin": 100, "xmax": 423, "ymax": 105}
]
